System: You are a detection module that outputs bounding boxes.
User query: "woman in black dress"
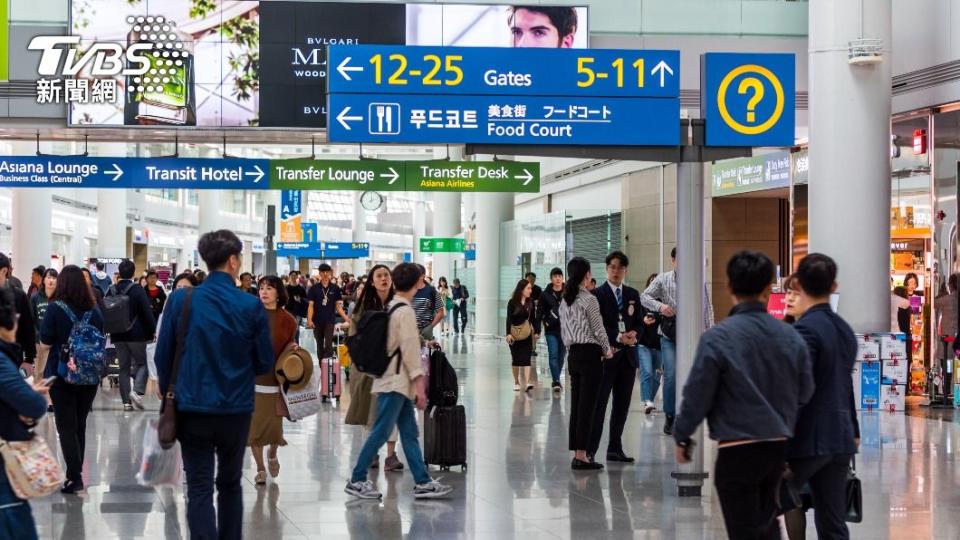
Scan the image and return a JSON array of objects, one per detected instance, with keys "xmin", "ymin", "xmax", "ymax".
[{"xmin": 506, "ymin": 279, "xmax": 536, "ymax": 393}]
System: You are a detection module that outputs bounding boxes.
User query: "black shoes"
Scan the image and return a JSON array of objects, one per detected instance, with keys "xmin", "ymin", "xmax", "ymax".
[
  {"xmin": 61, "ymin": 480, "xmax": 84, "ymax": 494},
  {"xmin": 663, "ymin": 415, "xmax": 675, "ymax": 436},
  {"xmin": 571, "ymin": 458, "xmax": 604, "ymax": 471},
  {"xmin": 606, "ymin": 451, "xmax": 635, "ymax": 463}
]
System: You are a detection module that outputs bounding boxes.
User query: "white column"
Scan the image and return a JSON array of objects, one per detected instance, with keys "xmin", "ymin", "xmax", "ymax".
[
  {"xmin": 97, "ymin": 190, "xmax": 128, "ymax": 258},
  {"xmin": 352, "ymin": 191, "xmax": 369, "ymax": 276},
  {"xmin": 198, "ymin": 190, "xmax": 221, "ymax": 237},
  {"xmin": 12, "ymin": 190, "xmax": 52, "ymax": 273},
  {"xmin": 809, "ymin": 0, "xmax": 892, "ymax": 332},
  {"xmin": 431, "ymin": 146, "xmax": 463, "ymax": 283},
  {"xmin": 474, "ymin": 154, "xmax": 514, "ymax": 336},
  {"xmin": 412, "ymin": 193, "xmax": 426, "ymax": 265}
]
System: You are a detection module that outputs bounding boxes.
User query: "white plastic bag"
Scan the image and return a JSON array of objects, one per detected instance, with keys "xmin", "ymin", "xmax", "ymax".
[
  {"xmin": 137, "ymin": 418, "xmax": 182, "ymax": 487},
  {"xmin": 282, "ymin": 370, "xmax": 323, "ymax": 421}
]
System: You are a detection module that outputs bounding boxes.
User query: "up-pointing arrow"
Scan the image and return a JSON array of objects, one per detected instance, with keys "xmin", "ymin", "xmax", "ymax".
[
  {"xmin": 379, "ymin": 167, "xmax": 399, "ymax": 185},
  {"xmin": 106, "ymin": 163, "xmax": 124, "ymax": 182},
  {"xmin": 337, "ymin": 107, "xmax": 363, "ymax": 131},
  {"xmin": 650, "ymin": 60, "xmax": 674, "ymax": 88},
  {"xmin": 337, "ymin": 57, "xmax": 363, "ymax": 81},
  {"xmin": 515, "ymin": 169, "xmax": 534, "ymax": 186}
]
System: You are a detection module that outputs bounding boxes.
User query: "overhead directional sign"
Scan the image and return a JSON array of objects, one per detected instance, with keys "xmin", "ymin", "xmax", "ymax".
[
  {"xmin": 279, "ymin": 190, "xmax": 304, "ymax": 242},
  {"xmin": 419, "ymin": 237, "xmax": 465, "ymax": 253},
  {"xmin": 0, "ymin": 156, "xmax": 538, "ymax": 192},
  {"xmin": 271, "ymin": 159, "xmax": 540, "ymax": 192},
  {"xmin": 329, "ymin": 45, "xmax": 680, "ymax": 98},
  {"xmin": 0, "ymin": 156, "xmax": 268, "ymax": 189},
  {"xmin": 703, "ymin": 53, "xmax": 795, "ymax": 147},
  {"xmin": 326, "ymin": 44, "xmax": 681, "ymax": 147},
  {"xmin": 328, "ymin": 94, "xmax": 679, "ymax": 146},
  {"xmin": 276, "ymin": 242, "xmax": 370, "ymax": 259}
]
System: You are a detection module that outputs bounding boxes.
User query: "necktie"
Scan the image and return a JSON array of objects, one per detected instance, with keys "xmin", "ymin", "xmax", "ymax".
[{"xmin": 616, "ymin": 287, "xmax": 623, "ymax": 310}]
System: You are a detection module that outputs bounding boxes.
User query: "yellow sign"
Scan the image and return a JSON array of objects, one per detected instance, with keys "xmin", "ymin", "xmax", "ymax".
[{"xmin": 716, "ymin": 64, "xmax": 785, "ymax": 135}]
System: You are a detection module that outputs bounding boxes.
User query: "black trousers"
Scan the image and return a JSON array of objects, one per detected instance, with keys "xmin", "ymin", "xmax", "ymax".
[
  {"xmin": 567, "ymin": 344, "xmax": 603, "ymax": 452},
  {"xmin": 453, "ymin": 304, "xmax": 468, "ymax": 332},
  {"xmin": 178, "ymin": 412, "xmax": 252, "ymax": 540},
  {"xmin": 313, "ymin": 323, "xmax": 336, "ymax": 360},
  {"xmin": 588, "ymin": 349, "xmax": 637, "ymax": 456},
  {"xmin": 49, "ymin": 382, "xmax": 98, "ymax": 483},
  {"xmin": 787, "ymin": 453, "xmax": 852, "ymax": 540},
  {"xmin": 714, "ymin": 441, "xmax": 787, "ymax": 540}
]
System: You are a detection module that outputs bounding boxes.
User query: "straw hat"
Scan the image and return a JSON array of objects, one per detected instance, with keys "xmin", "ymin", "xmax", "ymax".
[{"xmin": 275, "ymin": 344, "xmax": 313, "ymax": 391}]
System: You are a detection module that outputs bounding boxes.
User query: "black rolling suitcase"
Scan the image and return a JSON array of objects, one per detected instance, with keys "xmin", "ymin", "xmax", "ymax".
[{"xmin": 423, "ymin": 404, "xmax": 467, "ymax": 471}]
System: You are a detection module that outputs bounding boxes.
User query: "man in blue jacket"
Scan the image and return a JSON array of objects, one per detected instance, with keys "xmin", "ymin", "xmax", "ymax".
[
  {"xmin": 785, "ymin": 253, "xmax": 860, "ymax": 540},
  {"xmin": 155, "ymin": 230, "xmax": 274, "ymax": 540}
]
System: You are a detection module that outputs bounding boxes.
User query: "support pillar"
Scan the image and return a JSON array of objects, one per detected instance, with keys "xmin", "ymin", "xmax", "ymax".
[
  {"xmin": 412, "ymin": 193, "xmax": 426, "ymax": 267},
  {"xmin": 352, "ymin": 191, "xmax": 369, "ymax": 276},
  {"xmin": 12, "ymin": 190, "xmax": 52, "ymax": 274},
  {"xmin": 474, "ymin": 159, "xmax": 513, "ymax": 336},
  {"xmin": 808, "ymin": 0, "xmax": 892, "ymax": 332},
  {"xmin": 97, "ymin": 190, "xmax": 127, "ymax": 258},
  {"xmin": 198, "ymin": 191, "xmax": 221, "ymax": 237},
  {"xmin": 431, "ymin": 146, "xmax": 463, "ymax": 283}
]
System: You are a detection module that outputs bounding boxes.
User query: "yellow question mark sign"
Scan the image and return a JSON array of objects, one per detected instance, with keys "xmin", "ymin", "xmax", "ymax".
[
  {"xmin": 717, "ymin": 64, "xmax": 785, "ymax": 135},
  {"xmin": 738, "ymin": 77, "xmax": 764, "ymax": 123}
]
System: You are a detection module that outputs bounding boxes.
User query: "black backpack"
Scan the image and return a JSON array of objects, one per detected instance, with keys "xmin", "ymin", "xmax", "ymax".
[
  {"xmin": 428, "ymin": 348, "xmax": 459, "ymax": 408},
  {"xmin": 346, "ymin": 304, "xmax": 406, "ymax": 377},
  {"xmin": 102, "ymin": 283, "xmax": 136, "ymax": 335}
]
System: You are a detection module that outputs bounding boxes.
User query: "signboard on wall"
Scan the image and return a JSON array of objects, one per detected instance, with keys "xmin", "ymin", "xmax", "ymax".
[
  {"xmin": 64, "ymin": 2, "xmax": 588, "ymax": 128},
  {"xmin": 711, "ymin": 151, "xmax": 790, "ymax": 197},
  {"xmin": 279, "ymin": 190, "xmax": 303, "ymax": 242}
]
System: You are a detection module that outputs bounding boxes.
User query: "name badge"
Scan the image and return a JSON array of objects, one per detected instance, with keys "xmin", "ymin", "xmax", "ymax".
[{"xmin": 618, "ymin": 321, "xmax": 626, "ymax": 333}]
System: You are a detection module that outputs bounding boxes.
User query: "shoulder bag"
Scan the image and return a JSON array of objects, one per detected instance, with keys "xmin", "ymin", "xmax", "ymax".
[
  {"xmin": 157, "ymin": 288, "xmax": 193, "ymax": 450},
  {"xmin": 509, "ymin": 302, "xmax": 533, "ymax": 341},
  {"xmin": 0, "ymin": 430, "xmax": 64, "ymax": 499}
]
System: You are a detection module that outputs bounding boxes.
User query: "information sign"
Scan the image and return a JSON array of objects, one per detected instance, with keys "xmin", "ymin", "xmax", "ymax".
[
  {"xmin": 280, "ymin": 191, "xmax": 303, "ymax": 242},
  {"xmin": 420, "ymin": 238, "xmax": 465, "ymax": 253}
]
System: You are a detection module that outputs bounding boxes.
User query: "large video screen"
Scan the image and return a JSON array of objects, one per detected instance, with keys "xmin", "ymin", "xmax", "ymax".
[{"xmin": 68, "ymin": 1, "xmax": 588, "ymax": 128}]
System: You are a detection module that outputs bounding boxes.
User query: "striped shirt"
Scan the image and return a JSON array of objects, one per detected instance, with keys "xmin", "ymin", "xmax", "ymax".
[
  {"xmin": 640, "ymin": 270, "xmax": 715, "ymax": 334},
  {"xmin": 412, "ymin": 285, "xmax": 443, "ymax": 330},
  {"xmin": 559, "ymin": 288, "xmax": 611, "ymax": 355}
]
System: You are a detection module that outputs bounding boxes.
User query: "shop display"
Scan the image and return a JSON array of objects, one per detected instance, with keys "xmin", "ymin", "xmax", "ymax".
[
  {"xmin": 880, "ymin": 383, "xmax": 906, "ymax": 412},
  {"xmin": 881, "ymin": 358, "xmax": 908, "ymax": 385}
]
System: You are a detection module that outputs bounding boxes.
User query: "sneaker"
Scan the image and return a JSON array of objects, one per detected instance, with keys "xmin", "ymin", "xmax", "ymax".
[
  {"xmin": 384, "ymin": 453, "xmax": 404, "ymax": 472},
  {"xmin": 123, "ymin": 404, "xmax": 134, "ymax": 412},
  {"xmin": 61, "ymin": 480, "xmax": 84, "ymax": 494},
  {"xmin": 344, "ymin": 480, "xmax": 382, "ymax": 500},
  {"xmin": 130, "ymin": 392, "xmax": 145, "ymax": 410},
  {"xmin": 414, "ymin": 479, "xmax": 453, "ymax": 499},
  {"xmin": 644, "ymin": 401, "xmax": 656, "ymax": 415},
  {"xmin": 552, "ymin": 382, "xmax": 562, "ymax": 394},
  {"xmin": 525, "ymin": 384, "xmax": 535, "ymax": 393}
]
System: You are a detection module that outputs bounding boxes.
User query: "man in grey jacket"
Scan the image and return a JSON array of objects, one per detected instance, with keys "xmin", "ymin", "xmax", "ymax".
[{"xmin": 674, "ymin": 251, "xmax": 813, "ymax": 540}]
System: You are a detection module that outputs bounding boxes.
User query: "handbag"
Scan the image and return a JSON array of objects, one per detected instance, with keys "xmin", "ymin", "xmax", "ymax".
[
  {"xmin": 0, "ymin": 432, "xmax": 65, "ymax": 499},
  {"xmin": 660, "ymin": 315, "xmax": 677, "ymax": 342},
  {"xmin": 281, "ymin": 369, "xmax": 323, "ymax": 421},
  {"xmin": 846, "ymin": 457, "xmax": 863, "ymax": 523},
  {"xmin": 158, "ymin": 288, "xmax": 193, "ymax": 450},
  {"xmin": 509, "ymin": 320, "xmax": 532, "ymax": 341},
  {"xmin": 776, "ymin": 464, "xmax": 802, "ymax": 515}
]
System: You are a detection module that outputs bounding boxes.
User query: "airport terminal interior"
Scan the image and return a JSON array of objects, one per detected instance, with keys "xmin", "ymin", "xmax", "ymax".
[{"xmin": 0, "ymin": 0, "xmax": 958, "ymax": 538}]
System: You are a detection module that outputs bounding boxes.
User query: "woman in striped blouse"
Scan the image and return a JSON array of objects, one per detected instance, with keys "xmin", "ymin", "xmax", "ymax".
[{"xmin": 559, "ymin": 257, "xmax": 613, "ymax": 471}]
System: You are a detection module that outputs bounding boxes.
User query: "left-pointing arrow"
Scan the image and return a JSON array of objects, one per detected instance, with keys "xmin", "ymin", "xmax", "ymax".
[
  {"xmin": 107, "ymin": 163, "xmax": 124, "ymax": 182},
  {"xmin": 337, "ymin": 57, "xmax": 363, "ymax": 81},
  {"xmin": 245, "ymin": 165, "xmax": 265, "ymax": 183},
  {"xmin": 337, "ymin": 107, "xmax": 363, "ymax": 131}
]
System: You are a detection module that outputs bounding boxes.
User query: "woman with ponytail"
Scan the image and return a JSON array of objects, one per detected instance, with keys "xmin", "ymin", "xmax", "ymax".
[{"xmin": 559, "ymin": 257, "xmax": 613, "ymax": 471}]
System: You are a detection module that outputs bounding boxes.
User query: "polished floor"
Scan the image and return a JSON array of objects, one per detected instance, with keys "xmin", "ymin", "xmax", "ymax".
[{"xmin": 26, "ymin": 331, "xmax": 958, "ymax": 539}]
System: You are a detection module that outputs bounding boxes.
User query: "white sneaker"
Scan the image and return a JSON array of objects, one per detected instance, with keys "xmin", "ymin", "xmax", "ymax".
[
  {"xmin": 414, "ymin": 479, "xmax": 453, "ymax": 499},
  {"xmin": 644, "ymin": 401, "xmax": 656, "ymax": 415},
  {"xmin": 344, "ymin": 480, "xmax": 382, "ymax": 500},
  {"xmin": 130, "ymin": 392, "xmax": 145, "ymax": 411}
]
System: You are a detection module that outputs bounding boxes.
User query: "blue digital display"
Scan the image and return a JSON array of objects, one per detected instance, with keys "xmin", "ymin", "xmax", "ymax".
[{"xmin": 276, "ymin": 242, "xmax": 370, "ymax": 259}]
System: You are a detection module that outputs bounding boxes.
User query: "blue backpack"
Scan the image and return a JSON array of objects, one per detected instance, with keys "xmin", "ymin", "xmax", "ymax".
[{"xmin": 54, "ymin": 301, "xmax": 107, "ymax": 385}]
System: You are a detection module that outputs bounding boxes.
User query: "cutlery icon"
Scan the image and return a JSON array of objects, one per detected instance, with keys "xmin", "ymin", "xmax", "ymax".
[{"xmin": 376, "ymin": 105, "xmax": 385, "ymax": 133}]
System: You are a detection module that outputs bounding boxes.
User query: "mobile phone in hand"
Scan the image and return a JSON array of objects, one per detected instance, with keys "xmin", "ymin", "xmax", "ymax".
[{"xmin": 40, "ymin": 376, "xmax": 57, "ymax": 387}]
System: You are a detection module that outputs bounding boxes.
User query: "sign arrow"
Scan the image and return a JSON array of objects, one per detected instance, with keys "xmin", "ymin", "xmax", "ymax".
[
  {"xmin": 336, "ymin": 56, "xmax": 363, "ymax": 81},
  {"xmin": 336, "ymin": 107, "xmax": 363, "ymax": 131},
  {"xmin": 379, "ymin": 167, "xmax": 399, "ymax": 185},
  {"xmin": 516, "ymin": 169, "xmax": 534, "ymax": 186},
  {"xmin": 106, "ymin": 163, "xmax": 123, "ymax": 182},
  {"xmin": 650, "ymin": 60, "xmax": 674, "ymax": 88},
  {"xmin": 245, "ymin": 165, "xmax": 265, "ymax": 183}
]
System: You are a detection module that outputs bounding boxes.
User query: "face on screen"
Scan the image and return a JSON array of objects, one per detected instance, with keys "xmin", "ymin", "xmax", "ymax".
[{"xmin": 510, "ymin": 8, "xmax": 575, "ymax": 48}]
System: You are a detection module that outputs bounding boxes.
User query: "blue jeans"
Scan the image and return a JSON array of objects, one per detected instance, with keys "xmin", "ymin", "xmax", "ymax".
[
  {"xmin": 0, "ymin": 475, "xmax": 36, "ymax": 540},
  {"xmin": 636, "ymin": 345, "xmax": 662, "ymax": 403},
  {"xmin": 545, "ymin": 333, "xmax": 566, "ymax": 384},
  {"xmin": 352, "ymin": 392, "xmax": 431, "ymax": 485},
  {"xmin": 661, "ymin": 337, "xmax": 677, "ymax": 417}
]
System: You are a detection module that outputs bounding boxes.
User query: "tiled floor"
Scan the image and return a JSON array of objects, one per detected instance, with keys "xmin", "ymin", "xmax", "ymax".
[{"xmin": 26, "ymin": 333, "xmax": 960, "ymax": 539}]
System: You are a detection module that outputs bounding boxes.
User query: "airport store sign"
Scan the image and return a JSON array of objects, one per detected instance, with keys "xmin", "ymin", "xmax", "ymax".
[{"xmin": 0, "ymin": 156, "xmax": 539, "ymax": 193}]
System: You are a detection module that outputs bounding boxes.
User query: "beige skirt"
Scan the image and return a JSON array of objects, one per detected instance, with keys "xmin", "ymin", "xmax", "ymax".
[{"xmin": 248, "ymin": 391, "xmax": 287, "ymax": 447}]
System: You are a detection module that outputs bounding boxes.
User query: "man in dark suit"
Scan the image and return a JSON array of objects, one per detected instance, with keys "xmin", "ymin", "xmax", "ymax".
[{"xmin": 589, "ymin": 251, "xmax": 642, "ymax": 463}]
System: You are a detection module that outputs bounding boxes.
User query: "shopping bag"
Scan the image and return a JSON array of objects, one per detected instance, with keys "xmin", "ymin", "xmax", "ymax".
[
  {"xmin": 137, "ymin": 418, "xmax": 182, "ymax": 487},
  {"xmin": 281, "ymin": 369, "xmax": 323, "ymax": 421},
  {"xmin": 0, "ymin": 432, "xmax": 64, "ymax": 499}
]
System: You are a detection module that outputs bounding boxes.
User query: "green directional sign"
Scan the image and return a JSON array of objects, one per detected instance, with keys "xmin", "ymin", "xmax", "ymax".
[
  {"xmin": 268, "ymin": 159, "xmax": 538, "ymax": 193},
  {"xmin": 419, "ymin": 237, "xmax": 465, "ymax": 253}
]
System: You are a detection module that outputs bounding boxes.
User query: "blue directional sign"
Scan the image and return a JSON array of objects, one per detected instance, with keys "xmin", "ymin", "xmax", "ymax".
[
  {"xmin": 328, "ymin": 45, "xmax": 680, "ymax": 98},
  {"xmin": 276, "ymin": 242, "xmax": 322, "ymax": 258},
  {"xmin": 703, "ymin": 53, "xmax": 795, "ymax": 147},
  {"xmin": 0, "ymin": 156, "xmax": 268, "ymax": 189},
  {"xmin": 328, "ymin": 94, "xmax": 679, "ymax": 146},
  {"xmin": 280, "ymin": 191, "xmax": 302, "ymax": 220},
  {"xmin": 301, "ymin": 223, "xmax": 318, "ymax": 244},
  {"xmin": 275, "ymin": 241, "xmax": 369, "ymax": 259}
]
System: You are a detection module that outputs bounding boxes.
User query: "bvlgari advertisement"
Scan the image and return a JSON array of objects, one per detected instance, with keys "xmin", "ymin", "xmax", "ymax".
[{"xmin": 67, "ymin": 1, "xmax": 588, "ymax": 128}]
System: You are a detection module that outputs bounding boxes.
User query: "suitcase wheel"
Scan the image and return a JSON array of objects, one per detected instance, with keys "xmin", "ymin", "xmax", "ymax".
[{"xmin": 440, "ymin": 466, "xmax": 450, "ymax": 472}]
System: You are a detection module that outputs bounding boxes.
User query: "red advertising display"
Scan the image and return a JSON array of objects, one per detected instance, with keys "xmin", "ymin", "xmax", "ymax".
[{"xmin": 767, "ymin": 292, "xmax": 787, "ymax": 320}]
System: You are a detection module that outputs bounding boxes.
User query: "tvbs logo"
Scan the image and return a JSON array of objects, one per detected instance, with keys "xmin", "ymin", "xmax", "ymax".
[{"xmin": 28, "ymin": 36, "xmax": 152, "ymax": 77}]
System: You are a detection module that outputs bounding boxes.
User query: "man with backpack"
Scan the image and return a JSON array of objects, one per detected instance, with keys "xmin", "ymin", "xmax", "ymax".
[
  {"xmin": 412, "ymin": 264, "xmax": 445, "ymax": 341},
  {"xmin": 344, "ymin": 263, "xmax": 453, "ymax": 500},
  {"xmin": 105, "ymin": 259, "xmax": 156, "ymax": 411}
]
